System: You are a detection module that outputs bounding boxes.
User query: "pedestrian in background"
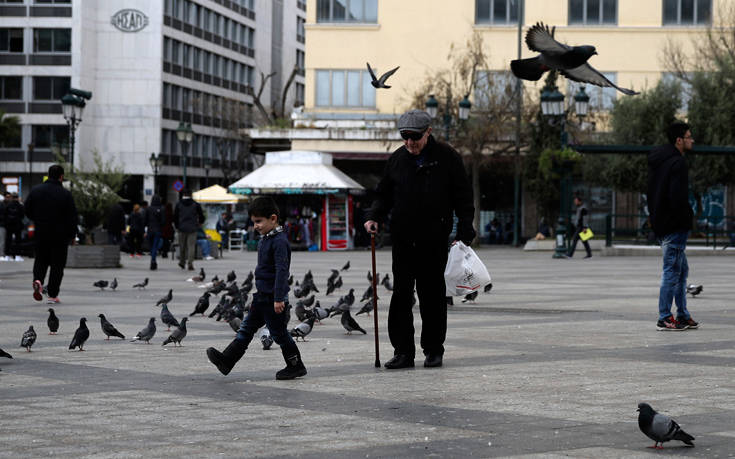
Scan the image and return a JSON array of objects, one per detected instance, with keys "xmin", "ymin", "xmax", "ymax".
[
  {"xmin": 104, "ymin": 201, "xmax": 126, "ymax": 245},
  {"xmin": 364, "ymin": 109, "xmax": 475, "ymax": 370},
  {"xmin": 145, "ymin": 195, "xmax": 165, "ymax": 270},
  {"xmin": 128, "ymin": 203, "xmax": 145, "ymax": 258},
  {"xmin": 24, "ymin": 165, "xmax": 77, "ymax": 304},
  {"xmin": 648, "ymin": 121, "xmax": 698, "ymax": 331},
  {"xmin": 174, "ymin": 188, "xmax": 204, "ymax": 271},
  {"xmin": 2, "ymin": 192, "xmax": 24, "ymax": 261},
  {"xmin": 567, "ymin": 194, "xmax": 592, "ymax": 259},
  {"xmin": 161, "ymin": 202, "xmax": 174, "ymax": 258},
  {"xmin": 216, "ymin": 211, "xmax": 233, "ymax": 249}
]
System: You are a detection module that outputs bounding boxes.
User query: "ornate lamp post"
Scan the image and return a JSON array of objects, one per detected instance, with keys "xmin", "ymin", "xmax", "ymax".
[
  {"xmin": 425, "ymin": 93, "xmax": 471, "ymax": 141},
  {"xmin": 540, "ymin": 84, "xmax": 590, "ymax": 258},
  {"xmin": 149, "ymin": 152, "xmax": 163, "ymax": 196},
  {"xmin": 203, "ymin": 155, "xmax": 212, "ymax": 187},
  {"xmin": 61, "ymin": 88, "xmax": 92, "ymax": 173},
  {"xmin": 176, "ymin": 121, "xmax": 194, "ymax": 188}
]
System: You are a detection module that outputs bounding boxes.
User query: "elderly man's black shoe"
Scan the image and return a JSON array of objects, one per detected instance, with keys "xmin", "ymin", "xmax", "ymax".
[
  {"xmin": 384, "ymin": 354, "xmax": 414, "ymax": 369},
  {"xmin": 424, "ymin": 354, "xmax": 443, "ymax": 368}
]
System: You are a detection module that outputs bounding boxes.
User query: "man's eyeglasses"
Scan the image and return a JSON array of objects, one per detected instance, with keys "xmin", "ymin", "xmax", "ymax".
[
  {"xmin": 400, "ymin": 130, "xmax": 426, "ymax": 141},
  {"xmin": 682, "ymin": 135, "xmax": 693, "ymax": 140}
]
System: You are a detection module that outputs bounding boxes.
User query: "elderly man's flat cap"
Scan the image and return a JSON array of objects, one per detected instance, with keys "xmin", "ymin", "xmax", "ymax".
[{"xmin": 397, "ymin": 110, "xmax": 431, "ymax": 133}]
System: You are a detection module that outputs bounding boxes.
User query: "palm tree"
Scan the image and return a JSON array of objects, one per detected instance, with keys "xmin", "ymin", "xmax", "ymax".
[{"xmin": 0, "ymin": 109, "xmax": 21, "ymax": 148}]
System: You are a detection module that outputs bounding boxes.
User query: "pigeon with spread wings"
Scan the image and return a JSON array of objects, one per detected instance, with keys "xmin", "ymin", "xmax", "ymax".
[
  {"xmin": 366, "ymin": 63, "xmax": 399, "ymax": 89},
  {"xmin": 511, "ymin": 22, "xmax": 638, "ymax": 96}
]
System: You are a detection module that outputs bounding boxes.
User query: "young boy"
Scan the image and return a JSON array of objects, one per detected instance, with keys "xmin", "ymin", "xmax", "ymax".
[{"xmin": 206, "ymin": 197, "xmax": 306, "ymax": 380}]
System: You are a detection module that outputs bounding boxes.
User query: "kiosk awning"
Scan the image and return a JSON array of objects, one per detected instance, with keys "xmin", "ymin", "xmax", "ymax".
[
  {"xmin": 192, "ymin": 184, "xmax": 249, "ymax": 204},
  {"xmin": 228, "ymin": 151, "xmax": 365, "ymax": 195}
]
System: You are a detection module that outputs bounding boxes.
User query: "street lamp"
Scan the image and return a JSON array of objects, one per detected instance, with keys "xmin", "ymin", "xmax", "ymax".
[
  {"xmin": 203, "ymin": 155, "xmax": 212, "ymax": 187},
  {"xmin": 149, "ymin": 152, "xmax": 163, "ymax": 196},
  {"xmin": 540, "ymin": 83, "xmax": 590, "ymax": 258},
  {"xmin": 176, "ymin": 121, "xmax": 194, "ymax": 188},
  {"xmin": 424, "ymin": 93, "xmax": 471, "ymax": 141},
  {"xmin": 61, "ymin": 88, "xmax": 92, "ymax": 173}
]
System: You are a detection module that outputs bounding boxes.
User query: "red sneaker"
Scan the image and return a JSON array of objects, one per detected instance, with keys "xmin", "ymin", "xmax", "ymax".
[
  {"xmin": 32, "ymin": 280, "xmax": 43, "ymax": 301},
  {"xmin": 46, "ymin": 297, "xmax": 60, "ymax": 304}
]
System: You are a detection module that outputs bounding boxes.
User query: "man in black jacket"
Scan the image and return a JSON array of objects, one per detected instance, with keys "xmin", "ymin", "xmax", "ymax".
[
  {"xmin": 174, "ymin": 188, "xmax": 204, "ymax": 271},
  {"xmin": 364, "ymin": 110, "xmax": 475, "ymax": 369},
  {"xmin": 648, "ymin": 121, "xmax": 697, "ymax": 331},
  {"xmin": 24, "ymin": 165, "xmax": 78, "ymax": 303}
]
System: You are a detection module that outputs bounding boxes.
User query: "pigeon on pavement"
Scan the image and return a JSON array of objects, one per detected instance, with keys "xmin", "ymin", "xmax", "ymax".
[
  {"xmin": 484, "ymin": 283, "xmax": 493, "ymax": 293},
  {"xmin": 110, "ymin": 277, "xmax": 118, "ymax": 291},
  {"xmin": 160, "ymin": 304, "xmax": 180, "ymax": 330},
  {"xmin": 381, "ymin": 273, "xmax": 393, "ymax": 291},
  {"xmin": 290, "ymin": 316, "xmax": 315, "ymax": 341},
  {"xmin": 637, "ymin": 402, "xmax": 695, "ymax": 449},
  {"xmin": 686, "ymin": 284, "xmax": 703, "ymax": 297},
  {"xmin": 187, "ymin": 267, "xmax": 206, "ymax": 283},
  {"xmin": 47, "ymin": 308, "xmax": 59, "ymax": 334},
  {"xmin": 68, "ymin": 318, "xmax": 89, "ymax": 351},
  {"xmin": 131, "ymin": 317, "xmax": 156, "ymax": 344},
  {"xmin": 93, "ymin": 280, "xmax": 108, "ymax": 291},
  {"xmin": 226, "ymin": 270, "xmax": 237, "ymax": 283},
  {"xmin": 259, "ymin": 327, "xmax": 273, "ymax": 350},
  {"xmin": 21, "ymin": 325, "xmax": 37, "ymax": 351},
  {"xmin": 162, "ymin": 317, "xmax": 188, "ymax": 346},
  {"xmin": 511, "ymin": 22, "xmax": 638, "ymax": 95},
  {"xmin": 229, "ymin": 316, "xmax": 242, "ymax": 333},
  {"xmin": 462, "ymin": 291, "xmax": 479, "ymax": 303},
  {"xmin": 133, "ymin": 277, "xmax": 149, "ymax": 289},
  {"xmin": 98, "ymin": 314, "xmax": 125, "ymax": 340},
  {"xmin": 366, "ymin": 62, "xmax": 399, "ymax": 89},
  {"xmin": 156, "ymin": 289, "xmax": 173, "ymax": 307},
  {"xmin": 190, "ymin": 292, "xmax": 211, "ymax": 316},
  {"xmin": 341, "ymin": 310, "xmax": 366, "ymax": 335},
  {"xmin": 341, "ymin": 260, "xmax": 350, "ymax": 271},
  {"xmin": 355, "ymin": 301, "xmax": 374, "ymax": 316},
  {"xmin": 360, "ymin": 285, "xmax": 373, "ymax": 302}
]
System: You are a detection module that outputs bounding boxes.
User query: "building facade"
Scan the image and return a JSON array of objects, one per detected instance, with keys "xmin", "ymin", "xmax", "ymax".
[{"xmin": 0, "ymin": 0, "xmax": 305, "ymax": 202}]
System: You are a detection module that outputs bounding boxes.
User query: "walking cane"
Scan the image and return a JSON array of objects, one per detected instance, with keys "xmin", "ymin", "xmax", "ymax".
[{"xmin": 370, "ymin": 232, "xmax": 380, "ymax": 368}]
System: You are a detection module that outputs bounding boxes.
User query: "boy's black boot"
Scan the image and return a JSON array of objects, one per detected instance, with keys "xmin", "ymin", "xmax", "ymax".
[
  {"xmin": 207, "ymin": 339, "xmax": 246, "ymax": 375},
  {"xmin": 276, "ymin": 347, "xmax": 307, "ymax": 380}
]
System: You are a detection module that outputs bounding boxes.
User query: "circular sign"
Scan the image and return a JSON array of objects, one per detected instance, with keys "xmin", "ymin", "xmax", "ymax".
[
  {"xmin": 111, "ymin": 9, "xmax": 149, "ymax": 33},
  {"xmin": 173, "ymin": 180, "xmax": 184, "ymax": 192}
]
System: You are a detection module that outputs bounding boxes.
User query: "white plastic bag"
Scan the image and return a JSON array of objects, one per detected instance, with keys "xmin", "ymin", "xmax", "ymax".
[{"xmin": 444, "ymin": 241, "xmax": 491, "ymax": 296}]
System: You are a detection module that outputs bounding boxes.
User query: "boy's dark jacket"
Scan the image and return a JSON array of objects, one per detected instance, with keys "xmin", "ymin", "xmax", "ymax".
[
  {"xmin": 647, "ymin": 144, "xmax": 693, "ymax": 237},
  {"xmin": 255, "ymin": 228, "xmax": 290, "ymax": 302},
  {"xmin": 366, "ymin": 135, "xmax": 475, "ymax": 244}
]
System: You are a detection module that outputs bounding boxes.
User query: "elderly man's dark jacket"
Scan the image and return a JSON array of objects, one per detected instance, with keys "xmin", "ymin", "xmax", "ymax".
[
  {"xmin": 647, "ymin": 144, "xmax": 693, "ymax": 237},
  {"xmin": 366, "ymin": 135, "xmax": 475, "ymax": 243}
]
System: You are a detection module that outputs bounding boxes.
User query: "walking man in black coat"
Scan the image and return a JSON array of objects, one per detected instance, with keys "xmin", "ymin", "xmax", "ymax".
[
  {"xmin": 24, "ymin": 165, "xmax": 78, "ymax": 304},
  {"xmin": 364, "ymin": 110, "xmax": 475, "ymax": 369},
  {"xmin": 648, "ymin": 121, "xmax": 698, "ymax": 331},
  {"xmin": 174, "ymin": 188, "xmax": 204, "ymax": 271}
]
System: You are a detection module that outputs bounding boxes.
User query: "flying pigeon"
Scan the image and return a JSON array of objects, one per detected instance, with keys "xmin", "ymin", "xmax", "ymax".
[
  {"xmin": 160, "ymin": 304, "xmax": 180, "ymax": 330},
  {"xmin": 187, "ymin": 267, "xmax": 206, "ymax": 282},
  {"xmin": 162, "ymin": 317, "xmax": 188, "ymax": 346},
  {"xmin": 0, "ymin": 347, "xmax": 12, "ymax": 359},
  {"xmin": 68, "ymin": 318, "xmax": 89, "ymax": 351},
  {"xmin": 21, "ymin": 325, "xmax": 37, "ymax": 352},
  {"xmin": 259, "ymin": 327, "xmax": 273, "ymax": 350},
  {"xmin": 366, "ymin": 62, "xmax": 400, "ymax": 89},
  {"xmin": 484, "ymin": 283, "xmax": 493, "ymax": 293},
  {"xmin": 47, "ymin": 308, "xmax": 59, "ymax": 334},
  {"xmin": 131, "ymin": 317, "xmax": 156, "ymax": 344},
  {"xmin": 110, "ymin": 277, "xmax": 118, "ymax": 291},
  {"xmin": 637, "ymin": 402, "xmax": 695, "ymax": 449},
  {"xmin": 190, "ymin": 292, "xmax": 211, "ymax": 316},
  {"xmin": 290, "ymin": 316, "xmax": 315, "ymax": 341},
  {"xmin": 93, "ymin": 280, "xmax": 108, "ymax": 291},
  {"xmin": 133, "ymin": 277, "xmax": 149, "ymax": 289},
  {"xmin": 462, "ymin": 291, "xmax": 479, "ymax": 303},
  {"xmin": 510, "ymin": 22, "xmax": 639, "ymax": 95},
  {"xmin": 686, "ymin": 284, "xmax": 702, "ymax": 297},
  {"xmin": 98, "ymin": 314, "xmax": 125, "ymax": 340},
  {"xmin": 156, "ymin": 289, "xmax": 173, "ymax": 307},
  {"xmin": 341, "ymin": 310, "xmax": 366, "ymax": 335}
]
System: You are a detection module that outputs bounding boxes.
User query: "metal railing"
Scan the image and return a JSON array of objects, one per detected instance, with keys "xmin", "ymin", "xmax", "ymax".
[{"xmin": 605, "ymin": 214, "xmax": 735, "ymax": 249}]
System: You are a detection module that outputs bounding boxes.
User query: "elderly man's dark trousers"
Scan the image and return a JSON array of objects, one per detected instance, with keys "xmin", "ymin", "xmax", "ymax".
[
  {"xmin": 388, "ymin": 237, "xmax": 449, "ymax": 359},
  {"xmin": 33, "ymin": 238, "xmax": 68, "ymax": 298}
]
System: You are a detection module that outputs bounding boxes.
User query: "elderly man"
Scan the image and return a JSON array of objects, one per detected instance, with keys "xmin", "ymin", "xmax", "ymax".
[{"xmin": 364, "ymin": 109, "xmax": 475, "ymax": 369}]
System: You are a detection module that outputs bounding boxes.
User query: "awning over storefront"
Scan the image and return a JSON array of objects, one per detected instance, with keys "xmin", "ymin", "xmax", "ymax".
[
  {"xmin": 192, "ymin": 184, "xmax": 249, "ymax": 204},
  {"xmin": 228, "ymin": 151, "xmax": 365, "ymax": 195}
]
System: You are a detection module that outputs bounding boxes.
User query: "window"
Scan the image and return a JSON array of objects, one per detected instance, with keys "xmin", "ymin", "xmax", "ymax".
[
  {"xmin": 295, "ymin": 82, "xmax": 305, "ymax": 106},
  {"xmin": 474, "ymin": 71, "xmax": 517, "ymax": 108},
  {"xmin": 203, "ymin": 51, "xmax": 210, "ymax": 74},
  {"xmin": 0, "ymin": 28, "xmax": 24, "ymax": 53},
  {"xmin": 297, "ymin": 17, "xmax": 306, "ymax": 43},
  {"xmin": 569, "ymin": 0, "xmax": 617, "ymax": 25},
  {"xmin": 0, "ymin": 76, "xmax": 22, "ymax": 100},
  {"xmin": 663, "ymin": 0, "xmax": 710, "ymax": 25},
  {"xmin": 315, "ymin": 69, "xmax": 375, "ymax": 107},
  {"xmin": 476, "ymin": 0, "xmax": 522, "ymax": 25},
  {"xmin": 296, "ymin": 49, "xmax": 305, "ymax": 71},
  {"xmin": 33, "ymin": 76, "xmax": 70, "ymax": 100},
  {"xmin": 317, "ymin": 0, "xmax": 378, "ymax": 23},
  {"xmin": 32, "ymin": 125, "xmax": 68, "ymax": 148},
  {"xmin": 33, "ymin": 29, "xmax": 71, "ymax": 52},
  {"xmin": 568, "ymin": 73, "xmax": 617, "ymax": 111},
  {"xmin": 172, "ymin": 40, "xmax": 180, "ymax": 64},
  {"xmin": 248, "ymin": 28, "xmax": 254, "ymax": 48}
]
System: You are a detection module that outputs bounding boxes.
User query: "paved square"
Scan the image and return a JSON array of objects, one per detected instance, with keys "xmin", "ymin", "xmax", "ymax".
[{"xmin": 1, "ymin": 248, "xmax": 734, "ymax": 457}]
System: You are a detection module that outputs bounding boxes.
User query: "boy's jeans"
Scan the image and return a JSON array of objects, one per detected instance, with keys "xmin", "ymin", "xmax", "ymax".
[
  {"xmin": 236, "ymin": 292, "xmax": 297, "ymax": 353},
  {"xmin": 658, "ymin": 231, "xmax": 691, "ymax": 321}
]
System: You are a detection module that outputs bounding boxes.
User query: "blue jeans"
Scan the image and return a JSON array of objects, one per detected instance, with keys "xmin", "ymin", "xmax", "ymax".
[
  {"xmin": 235, "ymin": 293, "xmax": 297, "ymax": 353},
  {"xmin": 196, "ymin": 239, "xmax": 211, "ymax": 257},
  {"xmin": 658, "ymin": 231, "xmax": 691, "ymax": 321},
  {"xmin": 148, "ymin": 232, "xmax": 162, "ymax": 262}
]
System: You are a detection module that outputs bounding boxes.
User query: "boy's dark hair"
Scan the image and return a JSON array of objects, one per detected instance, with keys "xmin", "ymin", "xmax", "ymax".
[
  {"xmin": 666, "ymin": 121, "xmax": 690, "ymax": 145},
  {"xmin": 48, "ymin": 165, "xmax": 64, "ymax": 180},
  {"xmin": 249, "ymin": 196, "xmax": 280, "ymax": 219}
]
